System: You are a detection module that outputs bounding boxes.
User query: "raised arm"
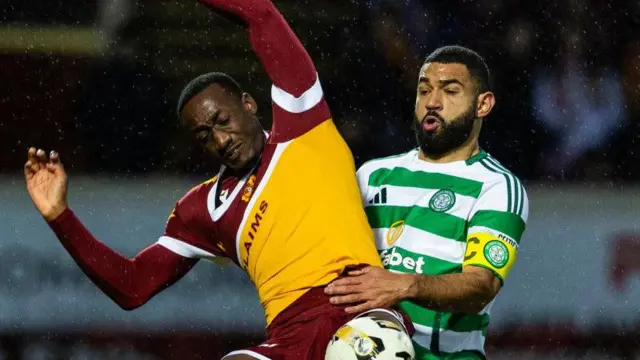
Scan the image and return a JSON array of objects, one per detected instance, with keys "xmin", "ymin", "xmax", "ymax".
[
  {"xmin": 200, "ymin": 0, "xmax": 315, "ymax": 95},
  {"xmin": 200, "ymin": 0, "xmax": 330, "ymax": 142},
  {"xmin": 25, "ymin": 148, "xmax": 197, "ymax": 310}
]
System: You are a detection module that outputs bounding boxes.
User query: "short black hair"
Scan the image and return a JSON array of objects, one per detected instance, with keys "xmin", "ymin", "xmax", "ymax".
[
  {"xmin": 176, "ymin": 72, "xmax": 243, "ymax": 118},
  {"xmin": 423, "ymin": 46, "xmax": 492, "ymax": 93}
]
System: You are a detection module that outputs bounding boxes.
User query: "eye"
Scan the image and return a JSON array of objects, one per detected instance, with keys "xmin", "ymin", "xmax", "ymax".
[
  {"xmin": 444, "ymin": 88, "xmax": 460, "ymax": 94},
  {"xmin": 196, "ymin": 130, "xmax": 209, "ymax": 141},
  {"xmin": 418, "ymin": 88, "xmax": 430, "ymax": 96},
  {"xmin": 218, "ymin": 115, "xmax": 230, "ymax": 126}
]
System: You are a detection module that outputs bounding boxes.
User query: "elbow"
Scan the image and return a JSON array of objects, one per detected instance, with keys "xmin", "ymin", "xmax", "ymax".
[
  {"xmin": 463, "ymin": 297, "xmax": 493, "ymax": 313},
  {"xmin": 118, "ymin": 301, "xmax": 144, "ymax": 311},
  {"xmin": 460, "ymin": 270, "xmax": 501, "ymax": 313},
  {"xmin": 463, "ymin": 286, "xmax": 499, "ymax": 313}
]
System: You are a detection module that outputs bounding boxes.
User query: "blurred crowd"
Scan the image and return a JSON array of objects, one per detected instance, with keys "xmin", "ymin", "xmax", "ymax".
[{"xmin": 1, "ymin": 0, "xmax": 639, "ymax": 182}]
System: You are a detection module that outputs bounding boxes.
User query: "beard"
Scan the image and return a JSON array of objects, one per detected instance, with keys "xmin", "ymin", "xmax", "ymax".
[{"xmin": 412, "ymin": 102, "xmax": 477, "ymax": 158}]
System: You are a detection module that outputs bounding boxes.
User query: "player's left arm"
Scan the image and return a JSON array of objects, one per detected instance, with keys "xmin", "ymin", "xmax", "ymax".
[
  {"xmin": 403, "ymin": 179, "xmax": 529, "ymax": 313},
  {"xmin": 199, "ymin": 0, "xmax": 330, "ymax": 142},
  {"xmin": 327, "ymin": 179, "xmax": 529, "ymax": 314}
]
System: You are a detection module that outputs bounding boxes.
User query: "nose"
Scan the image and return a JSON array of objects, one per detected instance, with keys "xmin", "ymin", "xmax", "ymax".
[
  {"xmin": 426, "ymin": 90, "xmax": 443, "ymax": 112},
  {"xmin": 212, "ymin": 129, "xmax": 232, "ymax": 154}
]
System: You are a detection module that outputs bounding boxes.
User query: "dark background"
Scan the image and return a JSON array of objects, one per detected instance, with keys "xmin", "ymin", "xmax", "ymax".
[{"xmin": 1, "ymin": 0, "xmax": 640, "ymax": 359}]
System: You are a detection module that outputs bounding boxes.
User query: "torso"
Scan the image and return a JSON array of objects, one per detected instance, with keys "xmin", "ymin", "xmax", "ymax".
[{"xmin": 163, "ymin": 121, "xmax": 382, "ymax": 324}]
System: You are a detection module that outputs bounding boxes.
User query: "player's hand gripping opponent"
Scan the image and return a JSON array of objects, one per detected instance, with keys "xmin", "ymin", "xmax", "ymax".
[
  {"xmin": 25, "ymin": 147, "xmax": 68, "ymax": 222},
  {"xmin": 325, "ymin": 265, "xmax": 413, "ymax": 314}
]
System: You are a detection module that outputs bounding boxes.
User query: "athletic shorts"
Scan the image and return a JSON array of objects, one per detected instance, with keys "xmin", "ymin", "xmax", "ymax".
[{"xmin": 222, "ymin": 286, "xmax": 414, "ymax": 360}]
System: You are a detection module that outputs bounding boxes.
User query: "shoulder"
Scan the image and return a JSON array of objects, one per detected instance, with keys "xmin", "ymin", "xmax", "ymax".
[
  {"xmin": 357, "ymin": 149, "xmax": 416, "ymax": 178},
  {"xmin": 269, "ymin": 73, "xmax": 332, "ymax": 143},
  {"xmin": 173, "ymin": 175, "xmax": 218, "ymax": 220},
  {"xmin": 470, "ymin": 155, "xmax": 528, "ymax": 219}
]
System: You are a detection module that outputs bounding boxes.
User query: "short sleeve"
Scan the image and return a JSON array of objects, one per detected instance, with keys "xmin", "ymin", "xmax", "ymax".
[
  {"xmin": 464, "ymin": 178, "xmax": 528, "ymax": 282},
  {"xmin": 468, "ymin": 179, "xmax": 528, "ymax": 245}
]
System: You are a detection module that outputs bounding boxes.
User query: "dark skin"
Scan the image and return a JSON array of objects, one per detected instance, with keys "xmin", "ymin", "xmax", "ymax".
[
  {"xmin": 181, "ymin": 84, "xmax": 267, "ymax": 174},
  {"xmin": 25, "ymin": 85, "xmax": 267, "ymax": 360}
]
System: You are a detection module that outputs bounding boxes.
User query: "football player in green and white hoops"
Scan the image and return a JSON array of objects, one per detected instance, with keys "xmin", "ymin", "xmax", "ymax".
[{"xmin": 325, "ymin": 45, "xmax": 528, "ymax": 360}]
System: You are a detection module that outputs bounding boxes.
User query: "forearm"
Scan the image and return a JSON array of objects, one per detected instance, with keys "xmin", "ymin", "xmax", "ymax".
[
  {"xmin": 403, "ymin": 271, "xmax": 496, "ymax": 313},
  {"xmin": 199, "ymin": 0, "xmax": 316, "ymax": 95},
  {"xmin": 48, "ymin": 209, "xmax": 196, "ymax": 310}
]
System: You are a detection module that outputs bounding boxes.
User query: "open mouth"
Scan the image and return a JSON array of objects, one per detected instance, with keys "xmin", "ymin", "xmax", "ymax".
[{"xmin": 422, "ymin": 115, "xmax": 441, "ymax": 132}]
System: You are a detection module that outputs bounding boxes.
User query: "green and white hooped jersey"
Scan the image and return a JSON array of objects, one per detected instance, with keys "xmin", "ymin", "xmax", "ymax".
[{"xmin": 357, "ymin": 148, "xmax": 529, "ymax": 360}]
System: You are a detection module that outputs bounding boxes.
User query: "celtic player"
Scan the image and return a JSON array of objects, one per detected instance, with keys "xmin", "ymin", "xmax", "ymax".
[{"xmin": 326, "ymin": 45, "xmax": 528, "ymax": 359}]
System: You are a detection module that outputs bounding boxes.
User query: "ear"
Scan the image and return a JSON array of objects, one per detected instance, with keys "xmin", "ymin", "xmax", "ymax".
[
  {"xmin": 242, "ymin": 92, "xmax": 258, "ymax": 115},
  {"xmin": 476, "ymin": 91, "xmax": 495, "ymax": 119}
]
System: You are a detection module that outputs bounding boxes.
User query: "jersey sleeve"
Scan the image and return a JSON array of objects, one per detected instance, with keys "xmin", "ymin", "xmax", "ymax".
[
  {"xmin": 463, "ymin": 178, "xmax": 529, "ymax": 283},
  {"xmin": 199, "ymin": 0, "xmax": 331, "ymax": 143},
  {"xmin": 356, "ymin": 165, "xmax": 371, "ymax": 205},
  {"xmin": 156, "ymin": 183, "xmax": 225, "ymax": 260}
]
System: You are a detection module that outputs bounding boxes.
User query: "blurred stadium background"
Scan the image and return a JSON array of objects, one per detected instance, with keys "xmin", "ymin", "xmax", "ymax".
[{"xmin": 1, "ymin": 0, "xmax": 640, "ymax": 359}]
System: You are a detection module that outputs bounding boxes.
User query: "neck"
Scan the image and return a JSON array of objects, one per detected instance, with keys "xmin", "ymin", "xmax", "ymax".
[
  {"xmin": 418, "ymin": 123, "xmax": 481, "ymax": 164},
  {"xmin": 226, "ymin": 163, "xmax": 253, "ymax": 178}
]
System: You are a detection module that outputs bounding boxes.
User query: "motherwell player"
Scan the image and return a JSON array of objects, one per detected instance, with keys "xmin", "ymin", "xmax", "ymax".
[{"xmin": 24, "ymin": 0, "xmax": 413, "ymax": 359}]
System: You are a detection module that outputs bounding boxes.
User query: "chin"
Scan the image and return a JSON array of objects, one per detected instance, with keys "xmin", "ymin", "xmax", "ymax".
[
  {"xmin": 227, "ymin": 160, "xmax": 245, "ymax": 171},
  {"xmin": 231, "ymin": 154, "xmax": 254, "ymax": 171}
]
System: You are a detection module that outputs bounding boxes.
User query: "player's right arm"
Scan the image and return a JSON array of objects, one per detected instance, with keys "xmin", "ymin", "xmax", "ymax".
[
  {"xmin": 24, "ymin": 148, "xmax": 198, "ymax": 310},
  {"xmin": 199, "ymin": 0, "xmax": 331, "ymax": 143}
]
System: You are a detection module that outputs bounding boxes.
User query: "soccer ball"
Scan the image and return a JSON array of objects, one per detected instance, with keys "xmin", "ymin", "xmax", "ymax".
[{"xmin": 325, "ymin": 316, "xmax": 415, "ymax": 360}]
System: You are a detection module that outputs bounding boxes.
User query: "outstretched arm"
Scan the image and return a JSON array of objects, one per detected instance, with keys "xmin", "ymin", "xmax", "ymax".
[
  {"xmin": 200, "ymin": 0, "xmax": 330, "ymax": 141},
  {"xmin": 25, "ymin": 148, "xmax": 197, "ymax": 310},
  {"xmin": 49, "ymin": 209, "xmax": 197, "ymax": 310}
]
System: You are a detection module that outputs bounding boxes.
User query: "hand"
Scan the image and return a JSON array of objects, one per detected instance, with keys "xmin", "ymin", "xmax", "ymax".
[
  {"xmin": 24, "ymin": 147, "xmax": 69, "ymax": 221},
  {"xmin": 324, "ymin": 266, "xmax": 414, "ymax": 314}
]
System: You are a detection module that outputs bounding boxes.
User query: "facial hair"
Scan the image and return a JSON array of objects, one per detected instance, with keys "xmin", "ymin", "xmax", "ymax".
[{"xmin": 413, "ymin": 101, "xmax": 477, "ymax": 158}]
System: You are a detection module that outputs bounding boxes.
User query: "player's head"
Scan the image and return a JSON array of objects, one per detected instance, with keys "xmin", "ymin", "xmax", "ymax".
[
  {"xmin": 177, "ymin": 72, "xmax": 265, "ymax": 171},
  {"xmin": 413, "ymin": 45, "xmax": 495, "ymax": 158}
]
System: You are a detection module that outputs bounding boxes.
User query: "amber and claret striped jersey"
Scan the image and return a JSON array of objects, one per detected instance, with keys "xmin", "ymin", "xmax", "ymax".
[{"xmin": 156, "ymin": 0, "xmax": 381, "ymax": 325}]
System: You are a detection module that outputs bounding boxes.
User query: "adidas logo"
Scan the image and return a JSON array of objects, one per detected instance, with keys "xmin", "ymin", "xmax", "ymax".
[{"xmin": 369, "ymin": 187, "xmax": 387, "ymax": 205}]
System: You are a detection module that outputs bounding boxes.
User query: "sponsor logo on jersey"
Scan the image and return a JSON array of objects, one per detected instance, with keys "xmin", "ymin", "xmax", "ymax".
[
  {"xmin": 369, "ymin": 187, "xmax": 387, "ymax": 205},
  {"xmin": 386, "ymin": 220, "xmax": 405, "ymax": 246},
  {"xmin": 429, "ymin": 189, "xmax": 456, "ymax": 212},
  {"xmin": 241, "ymin": 175, "xmax": 257, "ymax": 202},
  {"xmin": 219, "ymin": 189, "xmax": 229, "ymax": 203},
  {"xmin": 380, "ymin": 247, "xmax": 426, "ymax": 274},
  {"xmin": 242, "ymin": 200, "xmax": 269, "ymax": 269},
  {"xmin": 483, "ymin": 240, "xmax": 509, "ymax": 268}
]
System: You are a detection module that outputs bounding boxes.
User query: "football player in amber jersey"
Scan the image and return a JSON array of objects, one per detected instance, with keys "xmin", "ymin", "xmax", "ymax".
[{"xmin": 25, "ymin": 0, "xmax": 414, "ymax": 359}]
